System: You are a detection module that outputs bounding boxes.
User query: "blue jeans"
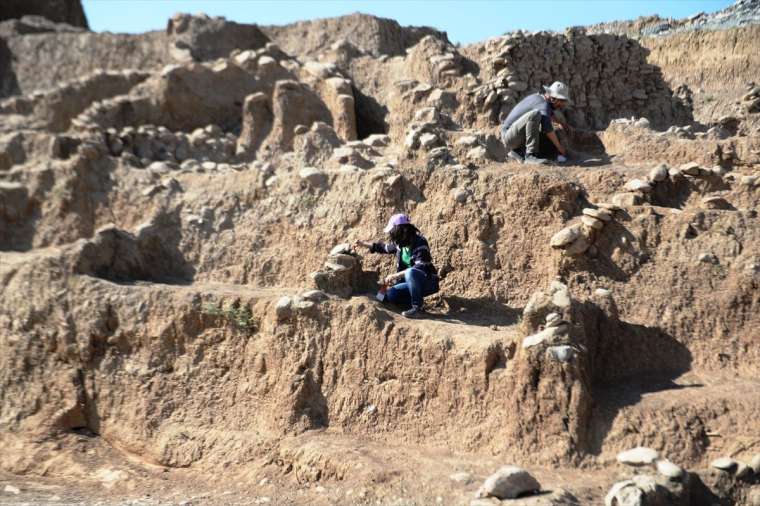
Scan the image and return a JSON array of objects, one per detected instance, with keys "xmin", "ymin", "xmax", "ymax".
[{"xmin": 386, "ymin": 268, "xmax": 439, "ymax": 308}]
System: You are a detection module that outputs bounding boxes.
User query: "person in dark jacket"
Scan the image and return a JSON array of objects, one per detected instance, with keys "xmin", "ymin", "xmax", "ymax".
[{"xmin": 355, "ymin": 213, "xmax": 439, "ymax": 318}]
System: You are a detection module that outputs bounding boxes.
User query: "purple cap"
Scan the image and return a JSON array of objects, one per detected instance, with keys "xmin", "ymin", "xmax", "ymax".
[{"xmin": 384, "ymin": 213, "xmax": 411, "ymax": 233}]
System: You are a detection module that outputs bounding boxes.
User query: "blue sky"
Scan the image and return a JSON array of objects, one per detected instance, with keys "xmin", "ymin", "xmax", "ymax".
[{"xmin": 82, "ymin": 0, "xmax": 734, "ymax": 45}]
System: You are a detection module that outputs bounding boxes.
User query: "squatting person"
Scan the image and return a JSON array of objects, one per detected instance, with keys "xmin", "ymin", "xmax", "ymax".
[
  {"xmin": 500, "ymin": 81, "xmax": 573, "ymax": 165},
  {"xmin": 354, "ymin": 213, "xmax": 439, "ymax": 318}
]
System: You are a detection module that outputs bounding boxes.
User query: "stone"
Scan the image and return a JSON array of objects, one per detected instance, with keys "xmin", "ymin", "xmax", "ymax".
[
  {"xmin": 329, "ymin": 243, "xmax": 352, "ymax": 256},
  {"xmin": 466, "ymin": 146, "xmax": 489, "ymax": 160},
  {"xmin": 581, "ymin": 215, "xmax": 604, "ymax": 230},
  {"xmin": 564, "ymin": 234, "xmax": 590, "ymax": 255},
  {"xmin": 522, "ymin": 324, "xmax": 569, "ymax": 349},
  {"xmin": 450, "ymin": 471, "xmax": 473, "ymax": 484},
  {"xmin": 649, "ymin": 164, "xmax": 669, "ymax": 182},
  {"xmin": 583, "ymin": 208, "xmax": 612, "ymax": 222},
  {"xmin": 550, "ymin": 224, "xmax": 581, "ymax": 248},
  {"xmin": 301, "ymin": 290, "xmax": 327, "ymax": 302},
  {"xmin": 624, "ymin": 179, "xmax": 652, "ymax": 192},
  {"xmin": 275, "ymin": 296, "xmax": 293, "ymax": 321},
  {"xmin": 201, "ymin": 161, "xmax": 217, "ymax": 171},
  {"xmin": 701, "ymin": 196, "xmax": 731, "ymax": 210},
  {"xmin": 419, "ymin": 133, "xmax": 439, "ymax": 149},
  {"xmin": 741, "ymin": 175, "xmax": 758, "ymax": 186},
  {"xmin": 597, "ymin": 202, "xmax": 622, "ymax": 212},
  {"xmin": 679, "ymin": 162, "xmax": 701, "ymax": 176},
  {"xmin": 617, "ymin": 447, "xmax": 659, "ymax": 466},
  {"xmin": 698, "ymin": 253, "xmax": 718, "ymax": 264},
  {"xmin": 545, "ymin": 312, "xmax": 561, "ymax": 326},
  {"xmin": 299, "ymin": 167, "xmax": 327, "ymax": 187},
  {"xmin": 475, "ymin": 466, "xmax": 540, "ymax": 500},
  {"xmin": 612, "ymin": 192, "xmax": 643, "ymax": 207},
  {"xmin": 736, "ymin": 463, "xmax": 752, "ymax": 480},
  {"xmin": 751, "ymin": 454, "xmax": 760, "ymax": 473},
  {"xmin": 604, "ymin": 480, "xmax": 643, "ymax": 506},
  {"xmin": 3, "ymin": 485, "xmax": 20, "ymax": 495},
  {"xmin": 711, "ymin": 457, "xmax": 738, "ymax": 472},
  {"xmin": 656, "ymin": 460, "xmax": 685, "ymax": 480},
  {"xmin": 452, "ymin": 188, "xmax": 469, "ymax": 204},
  {"xmin": 546, "ymin": 345, "xmax": 574, "ymax": 363},
  {"xmin": 364, "ymin": 134, "xmax": 390, "ymax": 148}
]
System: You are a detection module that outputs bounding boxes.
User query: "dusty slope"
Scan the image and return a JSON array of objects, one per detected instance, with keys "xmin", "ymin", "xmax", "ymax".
[{"xmin": 1, "ymin": 3, "xmax": 760, "ymax": 505}]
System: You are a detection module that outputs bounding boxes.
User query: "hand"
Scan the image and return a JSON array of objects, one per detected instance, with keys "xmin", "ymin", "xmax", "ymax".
[
  {"xmin": 384, "ymin": 273, "xmax": 401, "ymax": 285},
  {"xmin": 353, "ymin": 240, "xmax": 370, "ymax": 250}
]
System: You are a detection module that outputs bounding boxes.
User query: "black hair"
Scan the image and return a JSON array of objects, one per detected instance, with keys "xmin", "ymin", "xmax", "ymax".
[{"xmin": 388, "ymin": 223, "xmax": 418, "ymax": 247}]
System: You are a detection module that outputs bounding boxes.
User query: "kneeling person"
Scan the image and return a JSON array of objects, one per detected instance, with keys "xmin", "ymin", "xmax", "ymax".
[
  {"xmin": 355, "ymin": 213, "xmax": 439, "ymax": 318},
  {"xmin": 500, "ymin": 81, "xmax": 572, "ymax": 165}
]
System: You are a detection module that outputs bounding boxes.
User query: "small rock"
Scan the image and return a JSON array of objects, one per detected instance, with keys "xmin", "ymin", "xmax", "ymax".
[
  {"xmin": 452, "ymin": 188, "xmax": 469, "ymax": 203},
  {"xmin": 299, "ymin": 167, "xmax": 327, "ymax": 187},
  {"xmin": 711, "ymin": 457, "xmax": 738, "ymax": 472},
  {"xmin": 3, "ymin": 485, "xmax": 20, "ymax": 495},
  {"xmin": 679, "ymin": 162, "xmax": 702, "ymax": 176},
  {"xmin": 330, "ymin": 243, "xmax": 352, "ymax": 255},
  {"xmin": 550, "ymin": 225, "xmax": 581, "ymax": 248},
  {"xmin": 364, "ymin": 134, "xmax": 390, "ymax": 148},
  {"xmin": 701, "ymin": 195, "xmax": 731, "ymax": 210},
  {"xmin": 475, "ymin": 466, "xmax": 540, "ymax": 500},
  {"xmin": 581, "ymin": 215, "xmax": 604, "ymax": 230},
  {"xmin": 451, "ymin": 471, "xmax": 473, "ymax": 484},
  {"xmin": 545, "ymin": 312, "xmax": 561, "ymax": 326},
  {"xmin": 466, "ymin": 146, "xmax": 489, "ymax": 160},
  {"xmin": 617, "ymin": 447, "xmax": 659, "ymax": 466},
  {"xmin": 564, "ymin": 234, "xmax": 591, "ymax": 255},
  {"xmin": 605, "ymin": 480, "xmax": 643, "ymax": 506},
  {"xmin": 275, "ymin": 296, "xmax": 293, "ymax": 321},
  {"xmin": 522, "ymin": 324, "xmax": 569, "ymax": 349},
  {"xmin": 419, "ymin": 133, "xmax": 439, "ymax": 149},
  {"xmin": 301, "ymin": 290, "xmax": 328, "ymax": 302},
  {"xmin": 546, "ymin": 345, "xmax": 574, "ymax": 363},
  {"xmin": 751, "ymin": 454, "xmax": 760, "ymax": 473},
  {"xmin": 594, "ymin": 288, "xmax": 611, "ymax": 297},
  {"xmin": 656, "ymin": 460, "xmax": 685, "ymax": 480},
  {"xmin": 293, "ymin": 124, "xmax": 308, "ymax": 135},
  {"xmin": 201, "ymin": 161, "xmax": 217, "ymax": 171},
  {"xmin": 698, "ymin": 253, "xmax": 719, "ymax": 264},
  {"xmin": 649, "ymin": 164, "xmax": 669, "ymax": 182},
  {"xmin": 624, "ymin": 179, "xmax": 652, "ymax": 192},
  {"xmin": 583, "ymin": 208, "xmax": 612, "ymax": 222}
]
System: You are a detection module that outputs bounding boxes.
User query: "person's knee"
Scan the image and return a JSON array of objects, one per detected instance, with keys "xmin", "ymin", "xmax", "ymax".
[{"xmin": 405, "ymin": 268, "xmax": 423, "ymax": 283}]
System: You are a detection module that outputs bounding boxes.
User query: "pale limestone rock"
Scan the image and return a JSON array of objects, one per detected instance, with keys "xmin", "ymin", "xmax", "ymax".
[
  {"xmin": 617, "ymin": 447, "xmax": 659, "ymax": 466},
  {"xmin": 581, "ymin": 215, "xmax": 604, "ymax": 230},
  {"xmin": 475, "ymin": 466, "xmax": 540, "ymax": 499},
  {"xmin": 550, "ymin": 225, "xmax": 581, "ymax": 248}
]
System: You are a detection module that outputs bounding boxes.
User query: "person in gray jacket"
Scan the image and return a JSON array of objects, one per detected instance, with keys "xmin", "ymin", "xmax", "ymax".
[{"xmin": 500, "ymin": 81, "xmax": 573, "ymax": 165}]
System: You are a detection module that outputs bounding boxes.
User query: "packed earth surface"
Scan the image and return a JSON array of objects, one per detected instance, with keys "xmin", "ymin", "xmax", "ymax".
[{"xmin": 1, "ymin": 1, "xmax": 760, "ymax": 505}]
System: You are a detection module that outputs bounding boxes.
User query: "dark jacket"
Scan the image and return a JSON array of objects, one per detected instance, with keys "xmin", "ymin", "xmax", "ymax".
[{"xmin": 370, "ymin": 234, "xmax": 438, "ymax": 277}]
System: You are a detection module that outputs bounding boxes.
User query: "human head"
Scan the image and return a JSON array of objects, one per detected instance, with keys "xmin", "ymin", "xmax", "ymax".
[
  {"xmin": 543, "ymin": 81, "xmax": 571, "ymax": 109},
  {"xmin": 384, "ymin": 213, "xmax": 417, "ymax": 246}
]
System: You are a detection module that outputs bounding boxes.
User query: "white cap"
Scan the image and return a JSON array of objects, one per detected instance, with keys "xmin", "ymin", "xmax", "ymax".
[{"xmin": 543, "ymin": 81, "xmax": 571, "ymax": 102}]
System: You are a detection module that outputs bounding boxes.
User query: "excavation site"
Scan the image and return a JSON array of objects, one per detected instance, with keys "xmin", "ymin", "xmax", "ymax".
[{"xmin": 1, "ymin": 0, "xmax": 759, "ymax": 504}]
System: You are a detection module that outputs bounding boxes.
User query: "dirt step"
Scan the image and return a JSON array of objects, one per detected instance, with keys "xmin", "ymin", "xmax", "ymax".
[{"xmin": 591, "ymin": 374, "xmax": 760, "ymax": 467}]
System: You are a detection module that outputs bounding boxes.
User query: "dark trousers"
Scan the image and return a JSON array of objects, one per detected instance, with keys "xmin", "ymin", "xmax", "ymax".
[{"xmin": 386, "ymin": 268, "xmax": 439, "ymax": 308}]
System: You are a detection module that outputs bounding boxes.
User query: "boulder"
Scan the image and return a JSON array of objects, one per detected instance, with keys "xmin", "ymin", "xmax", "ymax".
[
  {"xmin": 617, "ymin": 447, "xmax": 659, "ymax": 467},
  {"xmin": 581, "ymin": 215, "xmax": 604, "ymax": 230},
  {"xmin": 475, "ymin": 466, "xmax": 540, "ymax": 500}
]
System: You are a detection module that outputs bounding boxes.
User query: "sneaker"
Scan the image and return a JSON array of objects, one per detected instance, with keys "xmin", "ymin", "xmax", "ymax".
[
  {"xmin": 402, "ymin": 305, "xmax": 425, "ymax": 318},
  {"xmin": 507, "ymin": 150, "xmax": 524, "ymax": 163},
  {"xmin": 524, "ymin": 154, "xmax": 548, "ymax": 165}
]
